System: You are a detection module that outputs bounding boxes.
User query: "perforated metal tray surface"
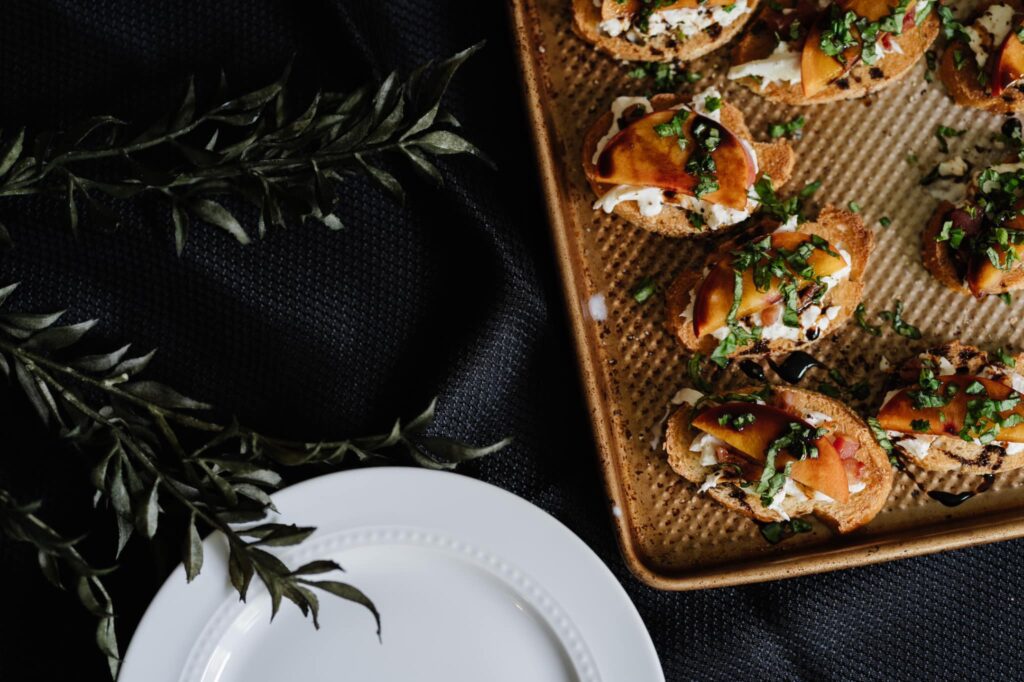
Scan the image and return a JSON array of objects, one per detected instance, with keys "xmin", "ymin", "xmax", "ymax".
[{"xmin": 508, "ymin": 0, "xmax": 1024, "ymax": 589}]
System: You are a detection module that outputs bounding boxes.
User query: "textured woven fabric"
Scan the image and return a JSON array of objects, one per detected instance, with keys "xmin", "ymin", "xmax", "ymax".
[{"xmin": 0, "ymin": 1, "xmax": 1021, "ymax": 680}]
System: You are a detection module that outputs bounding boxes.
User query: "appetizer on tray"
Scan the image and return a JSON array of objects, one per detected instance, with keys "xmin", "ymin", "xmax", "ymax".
[
  {"xmin": 666, "ymin": 385, "xmax": 893, "ymax": 532},
  {"xmin": 878, "ymin": 341, "xmax": 1024, "ymax": 474},
  {"xmin": 923, "ymin": 158, "xmax": 1024, "ymax": 299},
  {"xmin": 582, "ymin": 90, "xmax": 795, "ymax": 236},
  {"xmin": 665, "ymin": 206, "xmax": 872, "ymax": 362},
  {"xmin": 728, "ymin": 0, "xmax": 939, "ymax": 103},
  {"xmin": 572, "ymin": 0, "xmax": 760, "ymax": 62},
  {"xmin": 941, "ymin": 1, "xmax": 1024, "ymax": 112}
]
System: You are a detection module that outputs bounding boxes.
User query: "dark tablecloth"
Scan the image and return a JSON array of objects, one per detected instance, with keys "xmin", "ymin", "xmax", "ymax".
[{"xmin": 0, "ymin": 2, "xmax": 1020, "ymax": 680}]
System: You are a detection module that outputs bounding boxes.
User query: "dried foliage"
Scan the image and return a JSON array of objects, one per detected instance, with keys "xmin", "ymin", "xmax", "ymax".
[
  {"xmin": 0, "ymin": 43, "xmax": 489, "ymax": 253},
  {"xmin": 0, "ymin": 282, "xmax": 509, "ymax": 676}
]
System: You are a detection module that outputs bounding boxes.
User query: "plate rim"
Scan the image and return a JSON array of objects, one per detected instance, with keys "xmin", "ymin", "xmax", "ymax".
[{"xmin": 120, "ymin": 467, "xmax": 664, "ymax": 682}]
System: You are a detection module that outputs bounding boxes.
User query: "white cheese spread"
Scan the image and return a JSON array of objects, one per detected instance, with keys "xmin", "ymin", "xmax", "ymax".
[
  {"xmin": 965, "ymin": 4, "xmax": 1015, "ymax": 69},
  {"xmin": 727, "ymin": 41, "xmax": 802, "ymax": 89}
]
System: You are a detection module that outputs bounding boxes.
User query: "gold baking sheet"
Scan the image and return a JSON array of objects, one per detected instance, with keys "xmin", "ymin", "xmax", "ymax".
[{"xmin": 508, "ymin": 0, "xmax": 1024, "ymax": 589}]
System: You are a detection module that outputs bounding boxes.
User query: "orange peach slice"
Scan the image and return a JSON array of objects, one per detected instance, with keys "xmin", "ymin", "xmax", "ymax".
[
  {"xmin": 692, "ymin": 403, "xmax": 851, "ymax": 502},
  {"xmin": 800, "ymin": 0, "xmax": 903, "ymax": 97},
  {"xmin": 595, "ymin": 109, "xmax": 756, "ymax": 210},
  {"xmin": 993, "ymin": 24, "xmax": 1024, "ymax": 96},
  {"xmin": 692, "ymin": 231, "xmax": 847, "ymax": 337},
  {"xmin": 877, "ymin": 375, "xmax": 1024, "ymax": 442},
  {"xmin": 966, "ymin": 199, "xmax": 1024, "ymax": 297}
]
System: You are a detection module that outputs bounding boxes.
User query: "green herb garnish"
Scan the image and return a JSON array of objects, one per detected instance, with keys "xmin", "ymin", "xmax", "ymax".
[{"xmin": 632, "ymin": 277, "xmax": 657, "ymax": 303}]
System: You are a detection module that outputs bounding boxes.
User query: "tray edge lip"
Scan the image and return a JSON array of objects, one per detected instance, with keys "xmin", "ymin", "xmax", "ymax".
[{"xmin": 504, "ymin": 0, "xmax": 1024, "ymax": 591}]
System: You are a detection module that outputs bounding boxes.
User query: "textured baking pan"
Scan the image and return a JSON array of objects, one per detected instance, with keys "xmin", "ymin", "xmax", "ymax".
[{"xmin": 507, "ymin": 0, "xmax": 1024, "ymax": 589}]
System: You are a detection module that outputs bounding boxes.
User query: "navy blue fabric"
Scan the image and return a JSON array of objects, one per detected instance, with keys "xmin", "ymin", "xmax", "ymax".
[{"xmin": 0, "ymin": 2, "xmax": 1020, "ymax": 680}]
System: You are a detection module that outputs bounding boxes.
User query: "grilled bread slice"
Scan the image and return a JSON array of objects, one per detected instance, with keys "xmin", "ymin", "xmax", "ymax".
[
  {"xmin": 880, "ymin": 341, "xmax": 1024, "ymax": 474},
  {"xmin": 666, "ymin": 385, "xmax": 894, "ymax": 533},
  {"xmin": 730, "ymin": 1, "xmax": 939, "ymax": 104},
  {"xmin": 582, "ymin": 93, "xmax": 795, "ymax": 237},
  {"xmin": 665, "ymin": 206, "xmax": 872, "ymax": 357},
  {"xmin": 571, "ymin": 0, "xmax": 760, "ymax": 62},
  {"xmin": 940, "ymin": 0, "xmax": 1024, "ymax": 113}
]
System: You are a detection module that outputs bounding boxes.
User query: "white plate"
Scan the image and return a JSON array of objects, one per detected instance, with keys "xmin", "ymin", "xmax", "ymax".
[{"xmin": 121, "ymin": 468, "xmax": 664, "ymax": 682}]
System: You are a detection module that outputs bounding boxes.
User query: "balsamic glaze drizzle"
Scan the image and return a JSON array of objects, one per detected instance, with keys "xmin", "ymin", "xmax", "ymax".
[
  {"xmin": 738, "ymin": 360, "xmax": 766, "ymax": 382},
  {"xmin": 767, "ymin": 351, "xmax": 824, "ymax": 384}
]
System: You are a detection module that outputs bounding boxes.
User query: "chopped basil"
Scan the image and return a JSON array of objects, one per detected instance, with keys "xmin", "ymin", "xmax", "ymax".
[
  {"xmin": 848, "ymin": 201, "xmax": 861, "ymax": 213},
  {"xmin": 768, "ymin": 115, "xmax": 806, "ymax": 140},
  {"xmin": 626, "ymin": 61, "xmax": 698, "ymax": 93},
  {"xmin": 760, "ymin": 517, "xmax": 813, "ymax": 545},
  {"xmin": 995, "ymin": 347, "xmax": 1017, "ymax": 368},
  {"xmin": 704, "ymin": 96, "xmax": 722, "ymax": 112},
  {"xmin": 867, "ymin": 416, "xmax": 894, "ymax": 454},
  {"xmin": 910, "ymin": 419, "xmax": 931, "ymax": 432},
  {"xmin": 854, "ymin": 303, "xmax": 882, "ymax": 336},
  {"xmin": 687, "ymin": 353, "xmax": 714, "ymax": 393},
  {"xmin": 999, "ymin": 292, "xmax": 1013, "ymax": 305},
  {"xmin": 799, "ymin": 180, "xmax": 822, "ymax": 198},
  {"xmin": 879, "ymin": 216, "xmax": 892, "ymax": 227},
  {"xmin": 718, "ymin": 412, "xmax": 756, "ymax": 430},
  {"xmin": 631, "ymin": 277, "xmax": 657, "ymax": 303},
  {"xmin": 936, "ymin": 219, "xmax": 965, "ymax": 249},
  {"xmin": 935, "ymin": 125, "xmax": 964, "ymax": 154},
  {"xmin": 878, "ymin": 300, "xmax": 921, "ymax": 339},
  {"xmin": 654, "ymin": 110, "xmax": 690, "ymax": 137}
]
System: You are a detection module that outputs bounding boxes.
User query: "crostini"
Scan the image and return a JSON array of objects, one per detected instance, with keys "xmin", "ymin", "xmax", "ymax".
[
  {"xmin": 922, "ymin": 158, "xmax": 1024, "ymax": 299},
  {"xmin": 878, "ymin": 341, "xmax": 1024, "ymax": 473},
  {"xmin": 665, "ymin": 205, "xmax": 872, "ymax": 362},
  {"xmin": 572, "ymin": 0, "xmax": 761, "ymax": 62},
  {"xmin": 728, "ymin": 0, "xmax": 939, "ymax": 104},
  {"xmin": 941, "ymin": 1, "xmax": 1024, "ymax": 112},
  {"xmin": 582, "ymin": 90, "xmax": 795, "ymax": 236},
  {"xmin": 666, "ymin": 385, "xmax": 893, "ymax": 533}
]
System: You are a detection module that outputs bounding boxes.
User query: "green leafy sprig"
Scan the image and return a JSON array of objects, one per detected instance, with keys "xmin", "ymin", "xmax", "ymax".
[
  {"xmin": 0, "ymin": 44, "xmax": 489, "ymax": 253},
  {"xmin": 0, "ymin": 281, "xmax": 509, "ymax": 676},
  {"xmin": 0, "ymin": 488, "xmax": 119, "ymax": 676}
]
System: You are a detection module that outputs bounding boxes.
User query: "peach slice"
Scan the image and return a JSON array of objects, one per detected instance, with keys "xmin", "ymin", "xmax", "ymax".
[
  {"xmin": 877, "ymin": 375, "xmax": 1024, "ymax": 442},
  {"xmin": 800, "ymin": 0, "xmax": 903, "ymax": 97},
  {"xmin": 595, "ymin": 108, "xmax": 756, "ymax": 210},
  {"xmin": 966, "ymin": 199, "xmax": 1024, "ymax": 297},
  {"xmin": 692, "ymin": 403, "xmax": 851, "ymax": 502},
  {"xmin": 692, "ymin": 231, "xmax": 847, "ymax": 337},
  {"xmin": 993, "ymin": 24, "xmax": 1024, "ymax": 96}
]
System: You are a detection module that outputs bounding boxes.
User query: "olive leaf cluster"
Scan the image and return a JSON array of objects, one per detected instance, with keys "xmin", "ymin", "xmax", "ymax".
[
  {"xmin": 0, "ymin": 43, "xmax": 488, "ymax": 253},
  {"xmin": 0, "ymin": 281, "xmax": 510, "ymax": 676}
]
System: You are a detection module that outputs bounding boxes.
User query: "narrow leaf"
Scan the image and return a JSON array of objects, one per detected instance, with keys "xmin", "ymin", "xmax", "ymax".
[
  {"xmin": 184, "ymin": 513, "xmax": 203, "ymax": 582},
  {"xmin": 187, "ymin": 199, "xmax": 250, "ymax": 245},
  {"xmin": 0, "ymin": 128, "xmax": 25, "ymax": 178}
]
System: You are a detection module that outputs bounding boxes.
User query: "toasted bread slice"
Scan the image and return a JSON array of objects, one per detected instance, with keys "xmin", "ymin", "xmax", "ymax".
[
  {"xmin": 884, "ymin": 341, "xmax": 1024, "ymax": 474},
  {"xmin": 730, "ymin": 6, "xmax": 939, "ymax": 104},
  {"xmin": 665, "ymin": 205, "xmax": 873, "ymax": 357},
  {"xmin": 665, "ymin": 386, "xmax": 894, "ymax": 533},
  {"xmin": 582, "ymin": 93, "xmax": 795, "ymax": 237},
  {"xmin": 940, "ymin": 0, "xmax": 1024, "ymax": 113},
  {"xmin": 922, "ymin": 200, "xmax": 1024, "ymax": 296},
  {"xmin": 571, "ymin": 0, "xmax": 760, "ymax": 62}
]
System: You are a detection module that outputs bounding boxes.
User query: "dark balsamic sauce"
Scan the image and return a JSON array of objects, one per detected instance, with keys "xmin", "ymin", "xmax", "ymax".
[
  {"xmin": 768, "ymin": 351, "xmax": 824, "ymax": 384},
  {"xmin": 738, "ymin": 360, "xmax": 766, "ymax": 382},
  {"xmin": 903, "ymin": 459, "xmax": 995, "ymax": 508},
  {"xmin": 927, "ymin": 490, "xmax": 976, "ymax": 507}
]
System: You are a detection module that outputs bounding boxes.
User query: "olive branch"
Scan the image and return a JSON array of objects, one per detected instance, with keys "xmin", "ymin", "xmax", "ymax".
[
  {"xmin": 0, "ymin": 281, "xmax": 510, "ymax": 677},
  {"xmin": 0, "ymin": 43, "xmax": 489, "ymax": 253}
]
